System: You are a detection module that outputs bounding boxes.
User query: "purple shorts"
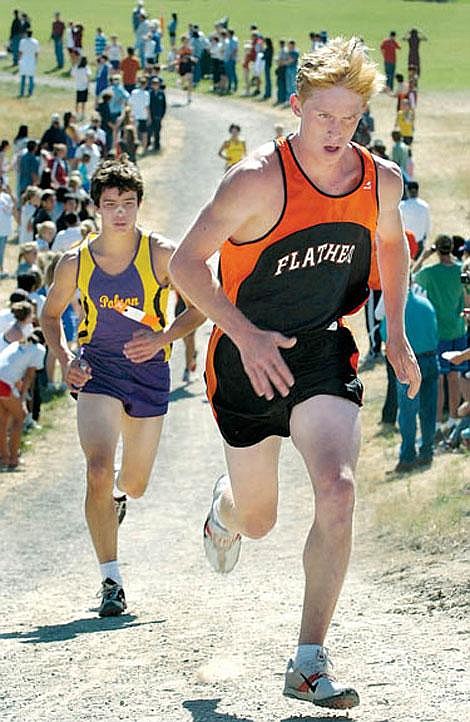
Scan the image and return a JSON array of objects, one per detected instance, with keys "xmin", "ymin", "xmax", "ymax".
[{"xmin": 79, "ymin": 347, "xmax": 170, "ymax": 417}]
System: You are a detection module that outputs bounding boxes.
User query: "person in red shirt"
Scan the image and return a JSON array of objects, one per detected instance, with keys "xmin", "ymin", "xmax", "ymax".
[
  {"xmin": 121, "ymin": 47, "xmax": 141, "ymax": 93},
  {"xmin": 380, "ymin": 31, "xmax": 400, "ymax": 91}
]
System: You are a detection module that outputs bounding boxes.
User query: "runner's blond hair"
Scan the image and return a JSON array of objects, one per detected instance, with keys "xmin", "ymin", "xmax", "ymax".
[{"xmin": 297, "ymin": 36, "xmax": 384, "ymax": 103}]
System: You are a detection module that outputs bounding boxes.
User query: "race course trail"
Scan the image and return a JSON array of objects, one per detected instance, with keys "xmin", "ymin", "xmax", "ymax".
[{"xmin": 0, "ymin": 89, "xmax": 468, "ymax": 722}]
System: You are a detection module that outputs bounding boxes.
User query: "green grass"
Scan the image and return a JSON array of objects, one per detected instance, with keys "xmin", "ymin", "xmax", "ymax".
[{"xmin": 1, "ymin": 0, "xmax": 470, "ymax": 89}]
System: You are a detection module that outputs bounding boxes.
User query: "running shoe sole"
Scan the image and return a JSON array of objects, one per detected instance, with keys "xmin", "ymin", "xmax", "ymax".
[{"xmin": 283, "ymin": 686, "xmax": 359, "ymax": 709}]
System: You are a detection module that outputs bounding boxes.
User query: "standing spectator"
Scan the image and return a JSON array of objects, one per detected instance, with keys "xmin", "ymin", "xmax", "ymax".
[
  {"xmin": 97, "ymin": 90, "xmax": 114, "ymax": 151},
  {"xmin": 95, "ymin": 54, "xmax": 111, "ymax": 97},
  {"xmin": 94, "ymin": 27, "xmax": 107, "ymax": 58},
  {"xmin": 148, "ymin": 77, "xmax": 166, "ymax": 152},
  {"xmin": 52, "ymin": 213, "xmax": 82, "ymax": 251},
  {"xmin": 0, "ymin": 335, "xmax": 46, "ymax": 470},
  {"xmin": 383, "ymin": 282, "xmax": 439, "ymax": 472},
  {"xmin": 18, "ymin": 30, "xmax": 40, "ymax": 98},
  {"xmin": 135, "ymin": 12, "xmax": 151, "ymax": 67},
  {"xmin": 40, "ymin": 114, "xmax": 68, "ymax": 151},
  {"xmin": 121, "ymin": 47, "xmax": 140, "ymax": 93},
  {"xmin": 403, "ymin": 28, "xmax": 427, "ymax": 78},
  {"xmin": 9, "ymin": 9, "xmax": 23, "ymax": 66},
  {"xmin": 72, "ymin": 23, "xmax": 84, "ymax": 53},
  {"xmin": 18, "ymin": 140, "xmax": 40, "ymax": 195},
  {"xmin": 51, "ymin": 12, "xmax": 65, "ymax": 69},
  {"xmin": 16, "ymin": 242, "xmax": 39, "ymax": 276},
  {"xmin": 414, "ymin": 235, "xmax": 468, "ymax": 431},
  {"xmin": 132, "ymin": 1, "xmax": 146, "ymax": 34},
  {"xmin": 130, "ymin": 77, "xmax": 150, "ymax": 153},
  {"xmin": 35, "ymin": 220, "xmax": 56, "ymax": 251},
  {"xmin": 352, "ymin": 106, "xmax": 374, "ymax": 147},
  {"xmin": 65, "ymin": 22, "xmax": 75, "ymax": 61},
  {"xmin": 263, "ymin": 38, "xmax": 274, "ymax": 100},
  {"xmin": 55, "ymin": 194, "xmax": 79, "ymax": 232},
  {"xmin": 72, "ymin": 56, "xmax": 91, "ymax": 119},
  {"xmin": 396, "ymin": 98, "xmax": 415, "ymax": 145},
  {"xmin": 19, "ymin": 186, "xmax": 41, "ymax": 244},
  {"xmin": 144, "ymin": 33, "xmax": 157, "ymax": 66},
  {"xmin": 109, "ymin": 75, "xmax": 130, "ymax": 122},
  {"xmin": 32, "ymin": 190, "xmax": 56, "ymax": 237},
  {"xmin": 0, "ymin": 141, "xmax": 10, "ymax": 187},
  {"xmin": 225, "ymin": 29, "xmax": 238, "ymax": 93},
  {"xmin": 380, "ymin": 31, "xmax": 400, "ymax": 91},
  {"xmin": 399, "ymin": 181, "xmax": 431, "ymax": 256},
  {"xmin": 168, "ymin": 12, "xmax": 178, "ymax": 46},
  {"xmin": 275, "ymin": 39, "xmax": 288, "ymax": 105},
  {"xmin": 0, "ymin": 182, "xmax": 15, "ymax": 279},
  {"xmin": 75, "ymin": 131, "xmax": 102, "ymax": 177},
  {"xmin": 394, "ymin": 73, "xmax": 408, "ymax": 111},
  {"xmin": 82, "ymin": 114, "xmax": 107, "ymax": 149},
  {"xmin": 285, "ymin": 40, "xmax": 299, "ymax": 101},
  {"xmin": 49, "ymin": 145, "xmax": 69, "ymax": 189},
  {"xmin": 391, "ymin": 130, "xmax": 409, "ymax": 179},
  {"xmin": 106, "ymin": 35, "xmax": 124, "ymax": 70}
]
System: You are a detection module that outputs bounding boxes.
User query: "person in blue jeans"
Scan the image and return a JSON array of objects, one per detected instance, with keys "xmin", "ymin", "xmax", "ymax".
[{"xmin": 383, "ymin": 284, "xmax": 439, "ymax": 472}]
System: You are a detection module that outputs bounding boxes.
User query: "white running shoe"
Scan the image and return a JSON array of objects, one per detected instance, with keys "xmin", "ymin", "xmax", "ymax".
[
  {"xmin": 283, "ymin": 648, "xmax": 359, "ymax": 710},
  {"xmin": 203, "ymin": 475, "xmax": 241, "ymax": 574}
]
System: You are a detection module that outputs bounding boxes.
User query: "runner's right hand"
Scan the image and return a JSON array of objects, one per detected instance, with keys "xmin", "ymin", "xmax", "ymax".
[
  {"xmin": 236, "ymin": 328, "xmax": 296, "ymax": 400},
  {"xmin": 64, "ymin": 358, "xmax": 92, "ymax": 390}
]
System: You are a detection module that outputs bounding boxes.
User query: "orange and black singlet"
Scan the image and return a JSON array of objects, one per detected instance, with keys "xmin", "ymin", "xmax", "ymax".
[
  {"xmin": 219, "ymin": 136, "xmax": 379, "ymax": 334},
  {"xmin": 206, "ymin": 137, "xmax": 379, "ymax": 447}
]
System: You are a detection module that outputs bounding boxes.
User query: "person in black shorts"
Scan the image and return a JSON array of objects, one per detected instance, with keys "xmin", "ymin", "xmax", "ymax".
[{"xmin": 170, "ymin": 37, "xmax": 420, "ymax": 710}]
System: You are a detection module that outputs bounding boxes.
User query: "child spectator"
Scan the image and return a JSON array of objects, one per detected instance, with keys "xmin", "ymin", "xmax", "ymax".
[
  {"xmin": 0, "ymin": 332, "xmax": 46, "ymax": 469},
  {"xmin": 0, "ymin": 300, "xmax": 34, "ymax": 352},
  {"xmin": 16, "ymin": 242, "xmax": 39, "ymax": 277},
  {"xmin": 19, "ymin": 186, "xmax": 41, "ymax": 244},
  {"xmin": 49, "ymin": 144, "xmax": 69, "ymax": 189},
  {"xmin": 35, "ymin": 220, "xmax": 57, "ymax": 251},
  {"xmin": 396, "ymin": 98, "xmax": 415, "ymax": 145},
  {"xmin": 78, "ymin": 152, "xmax": 92, "ymax": 192}
]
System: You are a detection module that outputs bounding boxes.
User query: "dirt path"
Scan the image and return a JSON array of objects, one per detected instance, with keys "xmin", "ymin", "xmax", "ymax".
[{"xmin": 0, "ymin": 87, "xmax": 468, "ymax": 722}]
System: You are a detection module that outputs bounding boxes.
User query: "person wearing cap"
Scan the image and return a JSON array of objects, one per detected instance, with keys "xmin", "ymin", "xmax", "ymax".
[
  {"xmin": 414, "ymin": 234, "xmax": 468, "ymax": 432},
  {"xmin": 40, "ymin": 115, "xmax": 68, "ymax": 151},
  {"xmin": 369, "ymin": 138, "xmax": 389, "ymax": 160},
  {"xmin": 399, "ymin": 180, "xmax": 430, "ymax": 256}
]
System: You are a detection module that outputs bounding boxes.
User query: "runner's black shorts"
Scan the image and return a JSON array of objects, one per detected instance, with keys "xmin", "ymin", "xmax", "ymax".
[{"xmin": 206, "ymin": 324, "xmax": 363, "ymax": 448}]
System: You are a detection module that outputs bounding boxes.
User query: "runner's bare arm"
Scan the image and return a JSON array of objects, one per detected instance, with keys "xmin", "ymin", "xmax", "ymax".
[
  {"xmin": 41, "ymin": 251, "xmax": 92, "ymax": 388},
  {"xmin": 169, "ymin": 164, "xmax": 297, "ymax": 401},
  {"xmin": 123, "ymin": 236, "xmax": 206, "ymax": 364},
  {"xmin": 376, "ymin": 160, "xmax": 421, "ymax": 399}
]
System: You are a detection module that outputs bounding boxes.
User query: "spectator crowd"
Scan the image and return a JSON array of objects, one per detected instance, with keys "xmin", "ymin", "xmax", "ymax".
[{"xmin": 0, "ymin": 5, "xmax": 468, "ymax": 472}]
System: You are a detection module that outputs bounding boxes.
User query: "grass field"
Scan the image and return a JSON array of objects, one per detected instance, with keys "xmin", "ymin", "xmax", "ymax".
[{"xmin": 1, "ymin": 0, "xmax": 470, "ymax": 89}]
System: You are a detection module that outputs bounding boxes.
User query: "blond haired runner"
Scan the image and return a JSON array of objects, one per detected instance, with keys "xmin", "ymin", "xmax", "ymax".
[{"xmin": 170, "ymin": 37, "xmax": 421, "ymax": 710}]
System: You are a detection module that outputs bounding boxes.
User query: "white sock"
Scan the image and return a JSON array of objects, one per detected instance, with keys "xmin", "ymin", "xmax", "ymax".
[
  {"xmin": 100, "ymin": 560, "xmax": 122, "ymax": 585},
  {"xmin": 294, "ymin": 644, "xmax": 323, "ymax": 671}
]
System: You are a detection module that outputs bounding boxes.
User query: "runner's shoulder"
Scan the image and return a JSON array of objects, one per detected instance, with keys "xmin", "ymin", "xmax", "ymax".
[
  {"xmin": 149, "ymin": 231, "xmax": 176, "ymax": 284},
  {"xmin": 374, "ymin": 155, "xmax": 404, "ymax": 207}
]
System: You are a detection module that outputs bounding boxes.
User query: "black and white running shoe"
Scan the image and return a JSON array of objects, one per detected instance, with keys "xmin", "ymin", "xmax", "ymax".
[
  {"xmin": 97, "ymin": 578, "xmax": 127, "ymax": 617},
  {"xmin": 114, "ymin": 495, "xmax": 127, "ymax": 525}
]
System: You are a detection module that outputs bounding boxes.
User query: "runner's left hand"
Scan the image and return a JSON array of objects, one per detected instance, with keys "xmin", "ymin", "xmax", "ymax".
[
  {"xmin": 123, "ymin": 329, "xmax": 165, "ymax": 363},
  {"xmin": 386, "ymin": 335, "xmax": 421, "ymax": 399}
]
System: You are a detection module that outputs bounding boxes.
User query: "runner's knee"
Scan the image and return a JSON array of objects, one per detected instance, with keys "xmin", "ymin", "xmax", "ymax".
[
  {"xmin": 86, "ymin": 456, "xmax": 114, "ymax": 498},
  {"xmin": 315, "ymin": 474, "xmax": 355, "ymax": 523}
]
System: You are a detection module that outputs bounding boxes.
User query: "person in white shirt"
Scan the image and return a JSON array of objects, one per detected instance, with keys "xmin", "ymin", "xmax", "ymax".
[
  {"xmin": 52, "ymin": 213, "xmax": 82, "ymax": 251},
  {"xmin": 18, "ymin": 30, "xmax": 40, "ymax": 97},
  {"xmin": 130, "ymin": 77, "xmax": 150, "ymax": 152},
  {"xmin": 0, "ymin": 290, "xmax": 30, "ymax": 335},
  {"xmin": 74, "ymin": 130, "xmax": 102, "ymax": 176},
  {"xmin": 0, "ymin": 335, "xmax": 46, "ymax": 469},
  {"xmin": 71, "ymin": 56, "xmax": 92, "ymax": 119},
  {"xmin": 19, "ymin": 186, "xmax": 41, "ymax": 244},
  {"xmin": 399, "ymin": 181, "xmax": 431, "ymax": 257},
  {"xmin": 0, "ymin": 182, "xmax": 15, "ymax": 277},
  {"xmin": 105, "ymin": 35, "xmax": 124, "ymax": 70}
]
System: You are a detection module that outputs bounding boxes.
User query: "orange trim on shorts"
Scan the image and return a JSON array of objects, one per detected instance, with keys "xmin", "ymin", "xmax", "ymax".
[{"xmin": 205, "ymin": 325, "xmax": 224, "ymax": 419}]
